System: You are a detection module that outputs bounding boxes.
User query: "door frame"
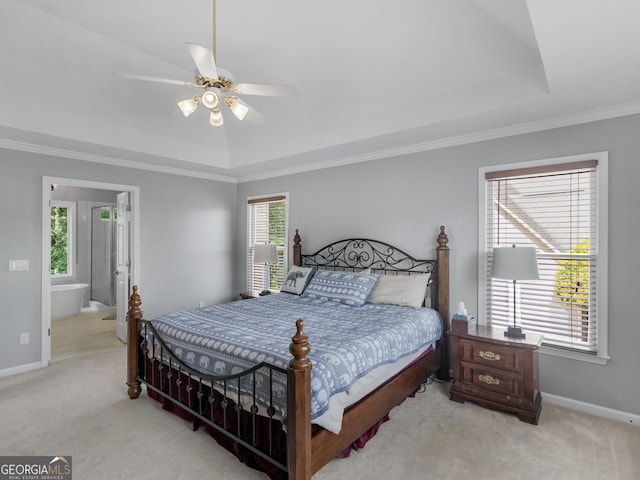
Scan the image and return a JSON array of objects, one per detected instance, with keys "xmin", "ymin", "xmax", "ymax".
[{"xmin": 41, "ymin": 177, "xmax": 140, "ymax": 365}]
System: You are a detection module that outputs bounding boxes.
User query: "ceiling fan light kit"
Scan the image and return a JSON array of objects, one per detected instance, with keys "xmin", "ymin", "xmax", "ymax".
[{"xmin": 114, "ymin": 0, "xmax": 298, "ymax": 128}]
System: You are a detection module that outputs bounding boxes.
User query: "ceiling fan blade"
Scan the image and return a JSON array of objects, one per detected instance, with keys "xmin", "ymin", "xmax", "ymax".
[
  {"xmin": 245, "ymin": 111, "xmax": 267, "ymax": 125},
  {"xmin": 113, "ymin": 72, "xmax": 198, "ymax": 87},
  {"xmin": 186, "ymin": 42, "xmax": 218, "ymax": 79},
  {"xmin": 234, "ymin": 83, "xmax": 299, "ymax": 97}
]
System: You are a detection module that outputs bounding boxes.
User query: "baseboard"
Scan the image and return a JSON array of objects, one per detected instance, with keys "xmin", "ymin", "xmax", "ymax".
[
  {"xmin": 0, "ymin": 361, "xmax": 46, "ymax": 378},
  {"xmin": 542, "ymin": 392, "xmax": 639, "ymax": 427}
]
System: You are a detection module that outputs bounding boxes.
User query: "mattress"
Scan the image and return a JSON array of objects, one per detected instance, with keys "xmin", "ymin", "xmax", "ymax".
[{"xmin": 147, "ymin": 293, "xmax": 443, "ymax": 431}]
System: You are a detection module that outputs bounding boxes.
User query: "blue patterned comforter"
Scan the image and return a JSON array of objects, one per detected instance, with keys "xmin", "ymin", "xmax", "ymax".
[{"xmin": 148, "ymin": 293, "xmax": 442, "ymax": 421}]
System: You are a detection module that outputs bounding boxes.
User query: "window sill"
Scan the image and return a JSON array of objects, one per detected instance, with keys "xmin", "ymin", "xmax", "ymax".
[{"xmin": 539, "ymin": 345, "xmax": 610, "ymax": 365}]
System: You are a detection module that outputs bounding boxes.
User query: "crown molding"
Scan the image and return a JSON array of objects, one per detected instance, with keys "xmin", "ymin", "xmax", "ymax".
[
  {"xmin": 236, "ymin": 102, "xmax": 640, "ymax": 182},
  {"xmin": 0, "ymin": 138, "xmax": 237, "ymax": 184},
  {"xmin": 3, "ymin": 101, "xmax": 640, "ymax": 184}
]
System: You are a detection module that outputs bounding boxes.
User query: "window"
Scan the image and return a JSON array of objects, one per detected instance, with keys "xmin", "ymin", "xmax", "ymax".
[
  {"xmin": 50, "ymin": 201, "xmax": 75, "ymax": 277},
  {"xmin": 479, "ymin": 153, "xmax": 608, "ymax": 362},
  {"xmin": 247, "ymin": 195, "xmax": 288, "ymax": 293}
]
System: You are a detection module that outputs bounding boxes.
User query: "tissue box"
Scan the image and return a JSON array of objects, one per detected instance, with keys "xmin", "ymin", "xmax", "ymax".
[{"xmin": 452, "ymin": 315, "xmax": 476, "ymax": 334}]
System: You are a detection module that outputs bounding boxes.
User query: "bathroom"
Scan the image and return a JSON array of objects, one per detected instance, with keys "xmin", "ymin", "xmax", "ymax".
[{"xmin": 50, "ymin": 185, "xmax": 120, "ymax": 338}]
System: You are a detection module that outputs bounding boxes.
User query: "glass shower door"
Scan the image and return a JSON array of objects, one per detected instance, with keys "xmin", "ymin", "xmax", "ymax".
[{"xmin": 91, "ymin": 205, "xmax": 116, "ymax": 307}]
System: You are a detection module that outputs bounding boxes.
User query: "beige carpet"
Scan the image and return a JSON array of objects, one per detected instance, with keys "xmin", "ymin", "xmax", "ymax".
[{"xmin": 0, "ymin": 345, "xmax": 638, "ymax": 480}]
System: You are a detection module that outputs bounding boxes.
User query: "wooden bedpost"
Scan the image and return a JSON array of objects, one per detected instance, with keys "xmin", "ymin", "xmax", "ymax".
[
  {"xmin": 436, "ymin": 226, "xmax": 451, "ymax": 380},
  {"xmin": 127, "ymin": 285, "xmax": 143, "ymax": 399},
  {"xmin": 293, "ymin": 229, "xmax": 302, "ymax": 267},
  {"xmin": 287, "ymin": 319, "xmax": 312, "ymax": 480}
]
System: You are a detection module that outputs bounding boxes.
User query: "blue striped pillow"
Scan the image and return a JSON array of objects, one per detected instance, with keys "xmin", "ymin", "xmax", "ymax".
[{"xmin": 302, "ymin": 271, "xmax": 378, "ymax": 306}]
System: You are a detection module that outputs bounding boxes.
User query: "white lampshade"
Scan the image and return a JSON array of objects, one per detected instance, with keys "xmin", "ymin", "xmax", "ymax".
[
  {"xmin": 177, "ymin": 97, "xmax": 198, "ymax": 117},
  {"xmin": 209, "ymin": 108, "xmax": 224, "ymax": 126},
  {"xmin": 491, "ymin": 245, "xmax": 539, "ymax": 280},
  {"xmin": 201, "ymin": 90, "xmax": 219, "ymax": 109},
  {"xmin": 254, "ymin": 243, "xmax": 278, "ymax": 263},
  {"xmin": 225, "ymin": 97, "xmax": 249, "ymax": 120}
]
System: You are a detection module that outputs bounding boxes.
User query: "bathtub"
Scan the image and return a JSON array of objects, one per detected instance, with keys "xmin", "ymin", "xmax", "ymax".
[{"xmin": 51, "ymin": 283, "xmax": 89, "ymax": 319}]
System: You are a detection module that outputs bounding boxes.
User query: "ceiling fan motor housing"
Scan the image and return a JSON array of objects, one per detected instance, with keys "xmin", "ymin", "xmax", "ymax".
[{"xmin": 196, "ymin": 74, "xmax": 234, "ymax": 92}]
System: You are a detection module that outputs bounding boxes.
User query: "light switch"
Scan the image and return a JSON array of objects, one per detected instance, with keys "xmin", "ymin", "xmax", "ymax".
[{"xmin": 9, "ymin": 260, "xmax": 29, "ymax": 271}]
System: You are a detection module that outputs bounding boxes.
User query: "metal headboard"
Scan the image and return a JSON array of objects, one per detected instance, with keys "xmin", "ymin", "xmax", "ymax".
[{"xmin": 299, "ymin": 237, "xmax": 437, "ymax": 307}]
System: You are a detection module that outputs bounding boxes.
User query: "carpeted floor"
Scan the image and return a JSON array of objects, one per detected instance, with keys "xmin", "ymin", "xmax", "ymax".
[{"xmin": 0, "ymin": 345, "xmax": 638, "ymax": 480}]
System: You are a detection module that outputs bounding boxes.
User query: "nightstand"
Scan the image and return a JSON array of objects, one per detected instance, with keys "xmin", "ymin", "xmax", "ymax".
[{"xmin": 449, "ymin": 324, "xmax": 543, "ymax": 424}]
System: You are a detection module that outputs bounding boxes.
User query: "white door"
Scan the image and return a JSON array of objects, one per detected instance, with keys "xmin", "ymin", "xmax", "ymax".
[{"xmin": 116, "ymin": 192, "xmax": 130, "ymax": 343}]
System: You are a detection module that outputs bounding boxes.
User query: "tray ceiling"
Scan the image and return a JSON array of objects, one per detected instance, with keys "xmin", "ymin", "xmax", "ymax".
[{"xmin": 1, "ymin": 0, "xmax": 640, "ymax": 181}]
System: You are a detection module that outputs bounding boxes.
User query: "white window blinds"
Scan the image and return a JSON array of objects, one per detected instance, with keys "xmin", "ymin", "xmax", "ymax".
[
  {"xmin": 484, "ymin": 160, "xmax": 600, "ymax": 353},
  {"xmin": 247, "ymin": 195, "xmax": 287, "ymax": 293}
]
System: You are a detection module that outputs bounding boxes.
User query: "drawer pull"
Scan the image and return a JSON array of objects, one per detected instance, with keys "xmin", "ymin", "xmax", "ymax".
[
  {"xmin": 478, "ymin": 374, "xmax": 500, "ymax": 385},
  {"xmin": 479, "ymin": 350, "xmax": 501, "ymax": 361}
]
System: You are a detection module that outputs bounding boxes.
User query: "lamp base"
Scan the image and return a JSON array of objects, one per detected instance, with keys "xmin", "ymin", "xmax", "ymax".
[{"xmin": 504, "ymin": 326, "xmax": 526, "ymax": 339}]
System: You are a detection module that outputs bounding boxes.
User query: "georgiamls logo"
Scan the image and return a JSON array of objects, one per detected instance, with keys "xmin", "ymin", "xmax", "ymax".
[{"xmin": 0, "ymin": 455, "xmax": 72, "ymax": 478}]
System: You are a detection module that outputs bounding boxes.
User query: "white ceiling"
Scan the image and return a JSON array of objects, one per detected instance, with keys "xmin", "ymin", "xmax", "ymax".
[{"xmin": 2, "ymin": 0, "xmax": 640, "ymax": 182}]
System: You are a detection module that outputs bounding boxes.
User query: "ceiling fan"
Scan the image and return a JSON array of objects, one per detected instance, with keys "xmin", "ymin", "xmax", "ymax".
[{"xmin": 113, "ymin": 1, "xmax": 298, "ymax": 127}]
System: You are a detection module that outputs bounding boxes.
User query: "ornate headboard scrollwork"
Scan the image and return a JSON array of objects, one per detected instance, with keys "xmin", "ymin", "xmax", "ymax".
[
  {"xmin": 294, "ymin": 231, "xmax": 439, "ymax": 307},
  {"xmin": 301, "ymin": 238, "xmax": 435, "ymax": 276}
]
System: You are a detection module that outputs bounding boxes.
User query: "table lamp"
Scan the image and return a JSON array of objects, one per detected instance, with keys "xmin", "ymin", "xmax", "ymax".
[
  {"xmin": 490, "ymin": 244, "xmax": 539, "ymax": 338},
  {"xmin": 254, "ymin": 243, "xmax": 278, "ymax": 295}
]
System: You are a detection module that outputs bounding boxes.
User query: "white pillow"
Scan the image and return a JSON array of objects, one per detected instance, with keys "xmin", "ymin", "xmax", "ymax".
[
  {"xmin": 281, "ymin": 266, "xmax": 316, "ymax": 295},
  {"xmin": 367, "ymin": 273, "xmax": 431, "ymax": 308}
]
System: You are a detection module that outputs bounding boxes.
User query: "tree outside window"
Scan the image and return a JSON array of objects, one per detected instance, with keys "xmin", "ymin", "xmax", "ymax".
[
  {"xmin": 50, "ymin": 201, "xmax": 74, "ymax": 277},
  {"xmin": 554, "ymin": 238, "xmax": 590, "ymax": 341}
]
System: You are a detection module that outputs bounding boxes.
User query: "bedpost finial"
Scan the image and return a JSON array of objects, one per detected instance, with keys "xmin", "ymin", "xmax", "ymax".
[
  {"xmin": 289, "ymin": 319, "xmax": 311, "ymax": 370},
  {"xmin": 293, "ymin": 229, "xmax": 302, "ymax": 266},
  {"xmin": 128, "ymin": 285, "xmax": 142, "ymax": 318},
  {"xmin": 437, "ymin": 226, "xmax": 448, "ymax": 250},
  {"xmin": 295, "ymin": 318, "xmax": 304, "ymax": 336}
]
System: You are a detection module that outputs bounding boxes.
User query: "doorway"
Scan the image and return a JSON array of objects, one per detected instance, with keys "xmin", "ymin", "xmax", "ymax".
[{"xmin": 41, "ymin": 177, "xmax": 140, "ymax": 365}]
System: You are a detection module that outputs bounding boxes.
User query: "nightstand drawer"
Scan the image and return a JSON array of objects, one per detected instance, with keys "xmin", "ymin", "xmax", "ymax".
[
  {"xmin": 460, "ymin": 339, "xmax": 525, "ymax": 372},
  {"xmin": 449, "ymin": 326, "xmax": 543, "ymax": 424},
  {"xmin": 460, "ymin": 362, "xmax": 523, "ymax": 397}
]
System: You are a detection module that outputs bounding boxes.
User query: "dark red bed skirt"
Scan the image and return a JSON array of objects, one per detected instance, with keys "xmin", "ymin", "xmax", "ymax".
[{"xmin": 144, "ymin": 357, "xmax": 392, "ymax": 480}]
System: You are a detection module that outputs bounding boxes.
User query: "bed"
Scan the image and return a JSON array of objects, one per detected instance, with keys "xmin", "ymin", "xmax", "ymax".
[{"xmin": 126, "ymin": 226, "xmax": 450, "ymax": 480}]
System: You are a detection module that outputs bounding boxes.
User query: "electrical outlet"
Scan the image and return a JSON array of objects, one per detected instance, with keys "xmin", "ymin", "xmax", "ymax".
[
  {"xmin": 199, "ymin": 301, "xmax": 205, "ymax": 308},
  {"xmin": 20, "ymin": 332, "xmax": 29, "ymax": 344}
]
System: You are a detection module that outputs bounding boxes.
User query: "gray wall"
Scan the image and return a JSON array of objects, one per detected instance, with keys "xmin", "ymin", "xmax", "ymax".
[
  {"xmin": 0, "ymin": 148, "xmax": 237, "ymax": 371},
  {"xmin": 237, "ymin": 113, "xmax": 640, "ymax": 416},
  {"xmin": 1, "ymin": 113, "xmax": 638, "ymax": 416}
]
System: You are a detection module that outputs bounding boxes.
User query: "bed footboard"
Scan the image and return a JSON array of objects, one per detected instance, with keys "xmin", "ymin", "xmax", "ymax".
[{"xmin": 126, "ymin": 286, "xmax": 313, "ymax": 480}]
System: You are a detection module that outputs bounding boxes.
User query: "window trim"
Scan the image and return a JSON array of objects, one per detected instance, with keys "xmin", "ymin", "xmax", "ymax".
[
  {"xmin": 246, "ymin": 193, "xmax": 289, "ymax": 293},
  {"xmin": 50, "ymin": 200, "xmax": 76, "ymax": 279},
  {"xmin": 478, "ymin": 151, "xmax": 609, "ymax": 364}
]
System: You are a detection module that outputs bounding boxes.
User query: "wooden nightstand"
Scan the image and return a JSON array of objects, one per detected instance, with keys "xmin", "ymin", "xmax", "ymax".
[{"xmin": 449, "ymin": 324, "xmax": 543, "ymax": 424}]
